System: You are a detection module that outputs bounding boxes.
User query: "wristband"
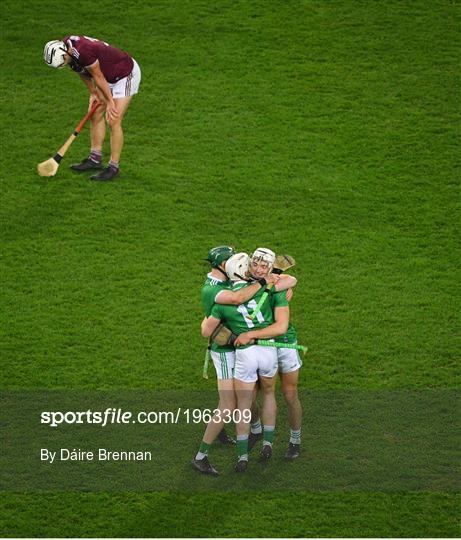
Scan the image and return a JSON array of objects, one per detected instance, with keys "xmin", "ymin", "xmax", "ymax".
[{"xmin": 257, "ymin": 278, "xmax": 267, "ymax": 288}]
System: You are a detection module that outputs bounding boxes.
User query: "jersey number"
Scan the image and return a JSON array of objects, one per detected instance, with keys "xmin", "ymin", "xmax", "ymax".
[{"xmin": 237, "ymin": 300, "xmax": 265, "ymax": 329}]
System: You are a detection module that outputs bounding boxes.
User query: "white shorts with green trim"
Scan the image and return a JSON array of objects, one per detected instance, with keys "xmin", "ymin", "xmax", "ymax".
[
  {"xmin": 211, "ymin": 350, "xmax": 235, "ymax": 380},
  {"xmin": 277, "ymin": 344, "xmax": 303, "ymax": 374},
  {"xmin": 234, "ymin": 345, "xmax": 278, "ymax": 383}
]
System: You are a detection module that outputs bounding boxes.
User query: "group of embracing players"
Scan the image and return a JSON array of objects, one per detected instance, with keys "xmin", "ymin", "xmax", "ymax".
[{"xmin": 193, "ymin": 246, "xmax": 303, "ymax": 474}]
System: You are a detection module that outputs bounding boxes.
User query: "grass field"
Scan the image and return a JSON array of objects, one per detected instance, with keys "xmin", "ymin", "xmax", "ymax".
[{"xmin": 1, "ymin": 0, "xmax": 459, "ymax": 537}]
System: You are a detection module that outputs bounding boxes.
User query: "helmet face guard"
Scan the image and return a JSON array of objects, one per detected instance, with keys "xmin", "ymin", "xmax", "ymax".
[
  {"xmin": 44, "ymin": 40, "xmax": 68, "ymax": 68},
  {"xmin": 251, "ymin": 247, "xmax": 276, "ymax": 275}
]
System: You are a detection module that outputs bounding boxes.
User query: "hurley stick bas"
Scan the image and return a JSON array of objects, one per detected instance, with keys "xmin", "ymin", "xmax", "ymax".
[
  {"xmin": 37, "ymin": 102, "xmax": 100, "ymax": 177},
  {"xmin": 202, "ymin": 342, "xmax": 211, "ymax": 379},
  {"xmin": 247, "ymin": 254, "xmax": 296, "ymax": 320},
  {"xmin": 273, "ymin": 254, "xmax": 296, "ymax": 275}
]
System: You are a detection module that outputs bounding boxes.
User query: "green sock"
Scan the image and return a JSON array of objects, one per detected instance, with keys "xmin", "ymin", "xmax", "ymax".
[
  {"xmin": 195, "ymin": 440, "xmax": 210, "ymax": 460},
  {"xmin": 236, "ymin": 436, "xmax": 249, "ymax": 458},
  {"xmin": 199, "ymin": 441, "xmax": 210, "ymax": 454},
  {"xmin": 263, "ymin": 425, "xmax": 275, "ymax": 446}
]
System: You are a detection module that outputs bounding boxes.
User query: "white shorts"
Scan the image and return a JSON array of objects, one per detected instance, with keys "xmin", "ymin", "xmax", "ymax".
[
  {"xmin": 110, "ymin": 59, "xmax": 141, "ymax": 99},
  {"xmin": 211, "ymin": 350, "xmax": 235, "ymax": 380},
  {"xmin": 234, "ymin": 345, "xmax": 278, "ymax": 383},
  {"xmin": 277, "ymin": 345, "xmax": 303, "ymax": 374}
]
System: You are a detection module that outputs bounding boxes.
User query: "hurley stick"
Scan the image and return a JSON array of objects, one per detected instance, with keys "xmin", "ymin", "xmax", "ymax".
[
  {"xmin": 247, "ymin": 285, "xmax": 274, "ymax": 321},
  {"xmin": 202, "ymin": 345, "xmax": 211, "ymax": 379},
  {"xmin": 37, "ymin": 102, "xmax": 100, "ymax": 177}
]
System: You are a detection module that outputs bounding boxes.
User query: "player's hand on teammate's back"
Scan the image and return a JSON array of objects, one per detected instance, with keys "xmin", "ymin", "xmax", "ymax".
[{"xmin": 286, "ymin": 288, "xmax": 294, "ymax": 302}]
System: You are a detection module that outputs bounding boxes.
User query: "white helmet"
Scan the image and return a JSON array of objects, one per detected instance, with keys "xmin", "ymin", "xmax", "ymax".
[
  {"xmin": 225, "ymin": 252, "xmax": 250, "ymax": 281},
  {"xmin": 251, "ymin": 247, "xmax": 276, "ymax": 271},
  {"xmin": 43, "ymin": 40, "xmax": 68, "ymax": 68}
]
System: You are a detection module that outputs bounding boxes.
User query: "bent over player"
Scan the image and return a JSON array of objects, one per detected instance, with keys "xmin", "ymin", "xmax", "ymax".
[{"xmin": 43, "ymin": 36, "xmax": 141, "ymax": 181}]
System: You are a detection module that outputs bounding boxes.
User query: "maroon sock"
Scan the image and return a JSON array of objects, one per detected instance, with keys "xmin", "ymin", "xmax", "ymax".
[
  {"xmin": 89, "ymin": 150, "xmax": 102, "ymax": 164},
  {"xmin": 108, "ymin": 160, "xmax": 119, "ymax": 172}
]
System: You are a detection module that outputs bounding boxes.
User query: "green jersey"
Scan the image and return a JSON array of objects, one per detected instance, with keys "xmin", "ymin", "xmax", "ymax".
[
  {"xmin": 210, "ymin": 282, "xmax": 288, "ymax": 348},
  {"xmin": 269, "ymin": 290, "xmax": 297, "ymax": 344},
  {"xmin": 201, "ymin": 273, "xmax": 234, "ymax": 352}
]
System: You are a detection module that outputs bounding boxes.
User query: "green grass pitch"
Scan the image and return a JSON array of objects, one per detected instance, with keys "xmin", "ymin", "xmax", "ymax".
[{"xmin": 1, "ymin": 0, "xmax": 459, "ymax": 537}]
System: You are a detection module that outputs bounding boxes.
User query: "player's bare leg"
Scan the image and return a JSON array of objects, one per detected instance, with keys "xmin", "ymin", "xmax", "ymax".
[
  {"xmin": 234, "ymin": 380, "xmax": 255, "ymax": 471},
  {"xmin": 70, "ymin": 100, "xmax": 105, "ymax": 172},
  {"xmin": 215, "ymin": 379, "xmax": 237, "ymax": 444},
  {"xmin": 90, "ymin": 104, "xmax": 106, "ymax": 153},
  {"xmin": 108, "ymin": 96, "xmax": 132, "ymax": 164},
  {"xmin": 90, "ymin": 96, "xmax": 132, "ymax": 181},
  {"xmin": 280, "ymin": 369, "xmax": 302, "ymax": 459},
  {"xmin": 258, "ymin": 374, "xmax": 278, "ymax": 461},
  {"xmin": 192, "ymin": 379, "xmax": 236, "ymax": 476},
  {"xmin": 248, "ymin": 382, "xmax": 263, "ymax": 450},
  {"xmin": 202, "ymin": 379, "xmax": 236, "ymax": 446}
]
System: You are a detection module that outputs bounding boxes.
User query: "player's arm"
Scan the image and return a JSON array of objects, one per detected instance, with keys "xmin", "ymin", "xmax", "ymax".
[
  {"xmin": 201, "ymin": 316, "xmax": 221, "ymax": 338},
  {"xmin": 234, "ymin": 306, "xmax": 289, "ymax": 346},
  {"xmin": 78, "ymin": 73, "xmax": 94, "ymax": 92},
  {"xmin": 86, "ymin": 61, "xmax": 118, "ymax": 120},
  {"xmin": 273, "ymin": 274, "xmax": 297, "ymax": 292},
  {"xmin": 77, "ymin": 74, "xmax": 103, "ymax": 110},
  {"xmin": 200, "ymin": 316, "xmax": 207, "ymax": 331},
  {"xmin": 215, "ymin": 275, "xmax": 279, "ymax": 306}
]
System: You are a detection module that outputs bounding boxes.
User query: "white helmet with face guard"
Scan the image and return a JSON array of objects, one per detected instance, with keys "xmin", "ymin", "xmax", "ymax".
[
  {"xmin": 43, "ymin": 40, "xmax": 68, "ymax": 68},
  {"xmin": 251, "ymin": 247, "xmax": 276, "ymax": 272},
  {"xmin": 225, "ymin": 252, "xmax": 250, "ymax": 282}
]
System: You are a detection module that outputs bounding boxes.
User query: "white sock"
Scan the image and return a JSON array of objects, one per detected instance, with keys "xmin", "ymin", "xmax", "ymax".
[
  {"xmin": 290, "ymin": 428, "xmax": 301, "ymax": 445},
  {"xmin": 251, "ymin": 419, "xmax": 262, "ymax": 434}
]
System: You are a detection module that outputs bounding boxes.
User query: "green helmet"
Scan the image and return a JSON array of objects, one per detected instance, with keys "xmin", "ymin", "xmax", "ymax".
[{"xmin": 205, "ymin": 245, "xmax": 235, "ymax": 268}]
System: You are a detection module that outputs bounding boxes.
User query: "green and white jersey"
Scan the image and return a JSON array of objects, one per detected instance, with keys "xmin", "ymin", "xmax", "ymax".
[
  {"xmin": 201, "ymin": 273, "xmax": 232, "ymax": 316},
  {"xmin": 201, "ymin": 273, "xmax": 234, "ymax": 353},
  {"xmin": 269, "ymin": 289, "xmax": 297, "ymax": 344},
  {"xmin": 210, "ymin": 281, "xmax": 287, "ymax": 348}
]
